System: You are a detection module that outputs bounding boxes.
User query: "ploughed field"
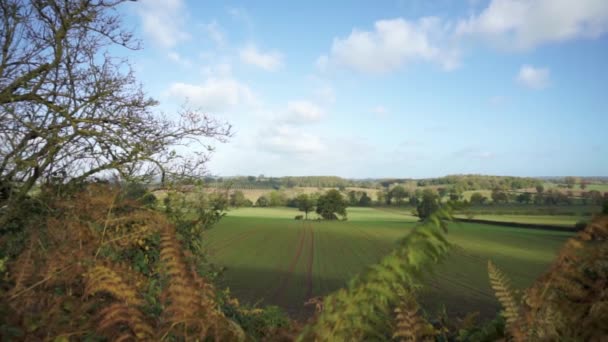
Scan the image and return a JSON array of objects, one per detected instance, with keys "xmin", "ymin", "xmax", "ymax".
[{"xmin": 203, "ymin": 207, "xmax": 572, "ymax": 320}]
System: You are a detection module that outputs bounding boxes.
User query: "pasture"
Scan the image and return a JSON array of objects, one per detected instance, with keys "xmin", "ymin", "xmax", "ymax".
[
  {"xmin": 203, "ymin": 207, "xmax": 572, "ymax": 320},
  {"xmin": 453, "ymin": 214, "xmax": 584, "ymax": 227}
]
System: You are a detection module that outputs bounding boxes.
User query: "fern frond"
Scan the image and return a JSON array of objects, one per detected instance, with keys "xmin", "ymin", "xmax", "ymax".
[
  {"xmin": 97, "ymin": 302, "xmax": 154, "ymax": 341},
  {"xmin": 393, "ymin": 293, "xmax": 434, "ymax": 341},
  {"xmin": 159, "ymin": 223, "xmax": 244, "ymax": 341},
  {"xmin": 85, "ymin": 265, "xmax": 143, "ymax": 306},
  {"xmin": 9, "ymin": 233, "xmax": 37, "ymax": 296},
  {"xmin": 298, "ymin": 206, "xmax": 453, "ymax": 341},
  {"xmin": 487, "ymin": 260, "xmax": 519, "ymax": 327}
]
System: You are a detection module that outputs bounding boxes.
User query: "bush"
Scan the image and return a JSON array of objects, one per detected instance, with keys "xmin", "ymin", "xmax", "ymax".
[{"xmin": 295, "ymin": 215, "xmax": 303, "ymax": 220}]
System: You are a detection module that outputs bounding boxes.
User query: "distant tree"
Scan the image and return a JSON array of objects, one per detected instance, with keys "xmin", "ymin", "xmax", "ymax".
[
  {"xmin": 516, "ymin": 192, "xmax": 532, "ymax": 204},
  {"xmin": 491, "ymin": 188, "xmax": 508, "ymax": 204},
  {"xmin": 385, "ymin": 189, "xmax": 394, "ymax": 205},
  {"xmin": 437, "ymin": 187, "xmax": 448, "ymax": 199},
  {"xmin": 416, "ymin": 189, "xmax": 439, "ymax": 220},
  {"xmin": 469, "ymin": 192, "xmax": 487, "ymax": 205},
  {"xmin": 316, "ymin": 189, "xmax": 347, "ymax": 220},
  {"xmin": 347, "ymin": 190, "xmax": 359, "ymax": 206},
  {"xmin": 409, "ymin": 196, "xmax": 419, "ymax": 206},
  {"xmin": 256, "ymin": 195, "xmax": 269, "ymax": 207},
  {"xmin": 588, "ymin": 190, "xmax": 603, "ymax": 205},
  {"xmin": 296, "ymin": 194, "xmax": 315, "ymax": 220},
  {"xmin": 580, "ymin": 180, "xmax": 588, "ymax": 190},
  {"xmin": 359, "ymin": 192, "xmax": 372, "ymax": 207},
  {"xmin": 229, "ymin": 190, "xmax": 247, "ymax": 207},
  {"xmin": 269, "ymin": 191, "xmax": 287, "ymax": 207},
  {"xmin": 376, "ymin": 191, "xmax": 386, "ymax": 205},
  {"xmin": 536, "ymin": 184, "xmax": 545, "ymax": 194},
  {"xmin": 247, "ymin": 176, "xmax": 256, "ymax": 182},
  {"xmin": 565, "ymin": 176, "xmax": 577, "ymax": 189},
  {"xmin": 390, "ymin": 186, "xmax": 408, "ymax": 206}
]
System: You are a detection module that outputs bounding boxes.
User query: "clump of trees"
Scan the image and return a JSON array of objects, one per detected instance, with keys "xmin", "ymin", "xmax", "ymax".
[{"xmin": 316, "ymin": 189, "xmax": 348, "ymax": 220}]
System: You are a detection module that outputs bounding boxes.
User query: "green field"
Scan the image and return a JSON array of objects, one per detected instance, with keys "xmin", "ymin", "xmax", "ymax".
[
  {"xmin": 204, "ymin": 207, "xmax": 572, "ymax": 320},
  {"xmin": 454, "ymin": 214, "xmax": 583, "ymax": 227}
]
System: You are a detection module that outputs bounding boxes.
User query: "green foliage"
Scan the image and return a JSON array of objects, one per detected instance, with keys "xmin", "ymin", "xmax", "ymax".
[
  {"xmin": 457, "ymin": 315, "xmax": 506, "ymax": 342},
  {"xmin": 219, "ymin": 292, "xmax": 291, "ymax": 341},
  {"xmin": 296, "ymin": 194, "xmax": 315, "ymax": 219},
  {"xmin": 416, "ymin": 189, "xmax": 439, "ymax": 220},
  {"xmin": 298, "ymin": 206, "xmax": 452, "ymax": 340},
  {"xmin": 359, "ymin": 192, "xmax": 372, "ymax": 206},
  {"xmin": 469, "ymin": 192, "xmax": 487, "ymax": 205},
  {"xmin": 230, "ymin": 190, "xmax": 249, "ymax": 207},
  {"xmin": 256, "ymin": 195, "xmax": 270, "ymax": 207},
  {"xmin": 390, "ymin": 185, "xmax": 409, "ymax": 206},
  {"xmin": 316, "ymin": 189, "xmax": 348, "ymax": 220}
]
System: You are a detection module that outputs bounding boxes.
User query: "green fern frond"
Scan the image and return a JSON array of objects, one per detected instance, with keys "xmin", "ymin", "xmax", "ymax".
[
  {"xmin": 487, "ymin": 260, "xmax": 519, "ymax": 327},
  {"xmin": 298, "ymin": 206, "xmax": 453, "ymax": 341}
]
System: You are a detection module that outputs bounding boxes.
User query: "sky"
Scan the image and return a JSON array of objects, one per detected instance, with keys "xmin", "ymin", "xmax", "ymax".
[{"xmin": 119, "ymin": 0, "xmax": 608, "ymax": 178}]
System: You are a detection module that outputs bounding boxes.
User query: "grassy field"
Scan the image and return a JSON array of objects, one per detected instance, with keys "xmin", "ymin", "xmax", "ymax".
[
  {"xmin": 203, "ymin": 207, "xmax": 572, "ymax": 320},
  {"xmin": 453, "ymin": 214, "xmax": 584, "ymax": 227}
]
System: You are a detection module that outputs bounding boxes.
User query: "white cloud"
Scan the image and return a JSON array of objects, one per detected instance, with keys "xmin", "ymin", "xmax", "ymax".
[
  {"xmin": 203, "ymin": 20, "xmax": 226, "ymax": 46},
  {"xmin": 320, "ymin": 17, "xmax": 459, "ymax": 74},
  {"xmin": 516, "ymin": 65, "xmax": 550, "ymax": 89},
  {"xmin": 456, "ymin": 0, "xmax": 608, "ymax": 49},
  {"xmin": 258, "ymin": 125, "xmax": 326, "ymax": 155},
  {"xmin": 239, "ymin": 44, "xmax": 284, "ymax": 71},
  {"xmin": 167, "ymin": 51, "xmax": 192, "ymax": 68},
  {"xmin": 371, "ymin": 106, "xmax": 388, "ymax": 116},
  {"xmin": 201, "ymin": 62, "xmax": 233, "ymax": 78},
  {"xmin": 135, "ymin": 0, "xmax": 189, "ymax": 48},
  {"xmin": 166, "ymin": 78, "xmax": 256, "ymax": 112},
  {"xmin": 285, "ymin": 101, "xmax": 325, "ymax": 123},
  {"xmin": 314, "ymin": 84, "xmax": 336, "ymax": 104}
]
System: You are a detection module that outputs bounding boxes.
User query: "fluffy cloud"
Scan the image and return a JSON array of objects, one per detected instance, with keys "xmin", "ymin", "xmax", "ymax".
[
  {"xmin": 516, "ymin": 65, "xmax": 550, "ymax": 89},
  {"xmin": 167, "ymin": 52, "xmax": 192, "ymax": 68},
  {"xmin": 166, "ymin": 78, "xmax": 256, "ymax": 112},
  {"xmin": 456, "ymin": 0, "xmax": 608, "ymax": 49},
  {"xmin": 285, "ymin": 101, "xmax": 324, "ymax": 123},
  {"xmin": 239, "ymin": 45, "xmax": 284, "ymax": 71},
  {"xmin": 257, "ymin": 125, "xmax": 326, "ymax": 155},
  {"xmin": 318, "ymin": 17, "xmax": 459, "ymax": 74},
  {"xmin": 135, "ymin": 0, "xmax": 189, "ymax": 48}
]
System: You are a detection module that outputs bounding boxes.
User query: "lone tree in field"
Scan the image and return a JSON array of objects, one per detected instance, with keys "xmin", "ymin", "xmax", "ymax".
[
  {"xmin": 316, "ymin": 189, "xmax": 347, "ymax": 220},
  {"xmin": 0, "ymin": 0, "xmax": 231, "ymax": 224},
  {"xmin": 296, "ymin": 193, "xmax": 315, "ymax": 219},
  {"xmin": 416, "ymin": 189, "xmax": 439, "ymax": 220}
]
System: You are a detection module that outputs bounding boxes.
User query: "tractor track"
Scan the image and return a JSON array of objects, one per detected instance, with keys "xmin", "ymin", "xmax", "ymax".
[
  {"xmin": 304, "ymin": 223, "xmax": 315, "ymax": 299},
  {"xmin": 271, "ymin": 223, "xmax": 307, "ymax": 302}
]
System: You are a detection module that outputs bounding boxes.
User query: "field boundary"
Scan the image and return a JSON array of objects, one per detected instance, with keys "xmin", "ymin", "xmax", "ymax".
[{"xmin": 453, "ymin": 218, "xmax": 579, "ymax": 232}]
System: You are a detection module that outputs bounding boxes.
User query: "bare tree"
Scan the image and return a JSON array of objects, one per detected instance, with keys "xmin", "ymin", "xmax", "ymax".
[{"xmin": 0, "ymin": 1, "xmax": 231, "ymax": 219}]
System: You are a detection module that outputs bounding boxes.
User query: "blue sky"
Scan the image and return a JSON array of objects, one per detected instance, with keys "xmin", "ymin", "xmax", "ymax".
[{"xmin": 120, "ymin": 0, "xmax": 607, "ymax": 178}]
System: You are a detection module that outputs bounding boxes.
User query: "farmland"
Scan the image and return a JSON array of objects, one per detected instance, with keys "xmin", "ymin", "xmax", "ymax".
[{"xmin": 203, "ymin": 207, "xmax": 572, "ymax": 319}]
